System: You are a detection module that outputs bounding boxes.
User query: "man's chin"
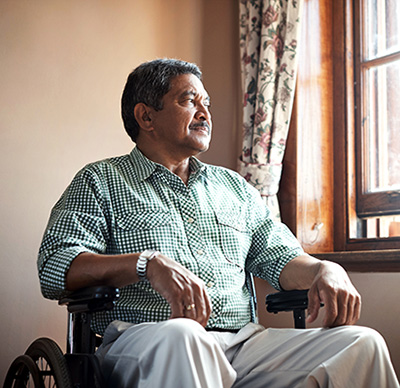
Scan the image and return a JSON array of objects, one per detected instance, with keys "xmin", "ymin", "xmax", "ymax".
[{"xmin": 193, "ymin": 143, "xmax": 210, "ymax": 156}]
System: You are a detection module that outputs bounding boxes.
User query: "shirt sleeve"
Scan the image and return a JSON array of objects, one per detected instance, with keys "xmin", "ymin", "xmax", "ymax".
[
  {"xmin": 37, "ymin": 166, "xmax": 110, "ymax": 300},
  {"xmin": 243, "ymin": 181, "xmax": 304, "ymax": 291}
]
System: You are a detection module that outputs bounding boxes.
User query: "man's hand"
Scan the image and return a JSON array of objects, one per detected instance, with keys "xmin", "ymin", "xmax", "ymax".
[
  {"xmin": 306, "ymin": 260, "xmax": 361, "ymax": 327},
  {"xmin": 147, "ymin": 253, "xmax": 212, "ymax": 327},
  {"xmin": 279, "ymin": 255, "xmax": 361, "ymax": 328},
  {"xmin": 66, "ymin": 251, "xmax": 212, "ymax": 327}
]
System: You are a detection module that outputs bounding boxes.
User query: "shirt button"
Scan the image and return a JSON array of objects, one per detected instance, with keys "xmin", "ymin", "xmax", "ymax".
[
  {"xmin": 197, "ymin": 249, "xmax": 204, "ymax": 255},
  {"xmin": 210, "ymin": 312, "xmax": 216, "ymax": 319},
  {"xmin": 187, "ymin": 217, "xmax": 194, "ymax": 223},
  {"xmin": 206, "ymin": 281, "xmax": 214, "ymax": 288}
]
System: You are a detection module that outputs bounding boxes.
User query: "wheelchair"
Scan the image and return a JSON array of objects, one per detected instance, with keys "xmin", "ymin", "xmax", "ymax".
[
  {"xmin": 4, "ymin": 286, "xmax": 120, "ymax": 388},
  {"xmin": 4, "ymin": 285, "xmax": 310, "ymax": 387}
]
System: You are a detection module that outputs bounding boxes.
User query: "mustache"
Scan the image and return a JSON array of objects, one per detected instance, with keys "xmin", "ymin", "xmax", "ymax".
[{"xmin": 189, "ymin": 121, "xmax": 211, "ymax": 134}]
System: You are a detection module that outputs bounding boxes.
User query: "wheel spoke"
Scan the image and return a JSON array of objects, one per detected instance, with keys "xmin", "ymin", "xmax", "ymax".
[{"xmin": 25, "ymin": 338, "xmax": 73, "ymax": 388}]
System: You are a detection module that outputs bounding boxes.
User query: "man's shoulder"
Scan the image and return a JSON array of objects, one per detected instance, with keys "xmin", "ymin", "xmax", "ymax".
[
  {"xmin": 70, "ymin": 153, "xmax": 136, "ymax": 187},
  {"xmin": 78, "ymin": 153, "xmax": 132, "ymax": 174}
]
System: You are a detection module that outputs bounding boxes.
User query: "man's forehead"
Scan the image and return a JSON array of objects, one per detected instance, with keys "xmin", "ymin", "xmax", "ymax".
[
  {"xmin": 179, "ymin": 89, "xmax": 210, "ymax": 102},
  {"xmin": 169, "ymin": 74, "xmax": 208, "ymax": 97}
]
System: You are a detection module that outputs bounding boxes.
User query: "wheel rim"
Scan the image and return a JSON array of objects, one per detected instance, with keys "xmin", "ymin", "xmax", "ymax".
[
  {"xmin": 4, "ymin": 355, "xmax": 44, "ymax": 388},
  {"xmin": 33, "ymin": 356, "xmax": 57, "ymax": 388},
  {"xmin": 25, "ymin": 338, "xmax": 72, "ymax": 388}
]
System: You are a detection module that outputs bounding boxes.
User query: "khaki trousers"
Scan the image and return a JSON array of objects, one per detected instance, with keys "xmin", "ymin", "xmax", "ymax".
[{"xmin": 96, "ymin": 318, "xmax": 399, "ymax": 387}]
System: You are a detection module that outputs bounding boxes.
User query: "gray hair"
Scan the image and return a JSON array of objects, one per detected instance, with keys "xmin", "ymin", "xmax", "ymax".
[{"xmin": 121, "ymin": 59, "xmax": 202, "ymax": 142}]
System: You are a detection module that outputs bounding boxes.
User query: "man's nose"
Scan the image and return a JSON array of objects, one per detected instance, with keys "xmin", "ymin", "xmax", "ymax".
[{"xmin": 195, "ymin": 103, "xmax": 211, "ymax": 121}]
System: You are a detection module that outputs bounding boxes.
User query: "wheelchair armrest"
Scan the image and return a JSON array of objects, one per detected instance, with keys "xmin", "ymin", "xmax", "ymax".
[
  {"xmin": 59, "ymin": 286, "xmax": 120, "ymax": 314},
  {"xmin": 265, "ymin": 289, "xmax": 309, "ymax": 314},
  {"xmin": 266, "ymin": 289, "xmax": 324, "ymax": 329}
]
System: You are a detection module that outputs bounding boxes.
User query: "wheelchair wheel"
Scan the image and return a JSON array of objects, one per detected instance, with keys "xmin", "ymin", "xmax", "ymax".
[
  {"xmin": 25, "ymin": 337, "xmax": 72, "ymax": 388},
  {"xmin": 4, "ymin": 354, "xmax": 44, "ymax": 387}
]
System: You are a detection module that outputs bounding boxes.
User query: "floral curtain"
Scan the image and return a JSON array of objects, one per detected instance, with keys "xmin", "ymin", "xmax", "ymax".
[{"xmin": 238, "ymin": 0, "xmax": 303, "ymax": 221}]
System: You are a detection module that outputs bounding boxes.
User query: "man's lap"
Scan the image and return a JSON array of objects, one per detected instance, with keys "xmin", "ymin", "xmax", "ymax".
[{"xmin": 96, "ymin": 318, "xmax": 396, "ymax": 388}]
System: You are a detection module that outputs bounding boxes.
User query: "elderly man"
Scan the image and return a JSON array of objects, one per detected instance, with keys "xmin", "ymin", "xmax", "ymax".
[{"xmin": 38, "ymin": 59, "xmax": 399, "ymax": 387}]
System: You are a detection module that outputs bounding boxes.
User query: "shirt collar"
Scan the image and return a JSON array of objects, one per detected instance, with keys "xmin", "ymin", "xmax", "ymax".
[{"xmin": 129, "ymin": 146, "xmax": 207, "ymax": 182}]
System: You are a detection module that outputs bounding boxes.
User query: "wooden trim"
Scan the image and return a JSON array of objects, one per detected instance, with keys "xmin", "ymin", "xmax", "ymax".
[
  {"xmin": 353, "ymin": 0, "xmax": 400, "ymax": 220},
  {"xmin": 361, "ymin": 51, "xmax": 400, "ymax": 68},
  {"xmin": 314, "ymin": 250, "xmax": 400, "ymax": 272},
  {"xmin": 280, "ymin": 0, "xmax": 335, "ymax": 253},
  {"xmin": 332, "ymin": 0, "xmax": 355, "ymax": 251},
  {"xmin": 357, "ymin": 191, "xmax": 400, "ymax": 217},
  {"xmin": 343, "ymin": 237, "xmax": 400, "ymax": 251}
]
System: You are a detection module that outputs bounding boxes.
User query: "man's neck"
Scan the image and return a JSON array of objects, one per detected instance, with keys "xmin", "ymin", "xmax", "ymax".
[{"xmin": 136, "ymin": 144, "xmax": 192, "ymax": 184}]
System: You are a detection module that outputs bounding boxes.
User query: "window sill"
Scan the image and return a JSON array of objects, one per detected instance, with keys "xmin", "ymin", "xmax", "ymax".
[{"xmin": 313, "ymin": 250, "xmax": 400, "ymax": 272}]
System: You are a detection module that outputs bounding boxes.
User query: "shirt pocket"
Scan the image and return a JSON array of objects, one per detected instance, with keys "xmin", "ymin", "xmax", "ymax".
[
  {"xmin": 116, "ymin": 211, "xmax": 171, "ymax": 230},
  {"xmin": 214, "ymin": 209, "xmax": 251, "ymax": 268},
  {"xmin": 114, "ymin": 211, "xmax": 173, "ymax": 253}
]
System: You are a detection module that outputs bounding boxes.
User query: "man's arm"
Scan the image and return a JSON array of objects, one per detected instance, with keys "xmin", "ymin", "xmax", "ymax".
[
  {"xmin": 279, "ymin": 254, "xmax": 361, "ymax": 327},
  {"xmin": 66, "ymin": 251, "xmax": 212, "ymax": 327},
  {"xmin": 65, "ymin": 252, "xmax": 139, "ymax": 290}
]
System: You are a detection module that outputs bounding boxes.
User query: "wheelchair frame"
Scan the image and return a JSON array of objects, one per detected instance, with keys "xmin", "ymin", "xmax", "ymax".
[{"xmin": 4, "ymin": 286, "xmax": 119, "ymax": 388}]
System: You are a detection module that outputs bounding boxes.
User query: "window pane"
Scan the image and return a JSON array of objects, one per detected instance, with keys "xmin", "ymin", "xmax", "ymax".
[
  {"xmin": 364, "ymin": 0, "xmax": 400, "ymax": 60},
  {"xmin": 364, "ymin": 60, "xmax": 400, "ymax": 192},
  {"xmin": 361, "ymin": 215, "xmax": 400, "ymax": 238}
]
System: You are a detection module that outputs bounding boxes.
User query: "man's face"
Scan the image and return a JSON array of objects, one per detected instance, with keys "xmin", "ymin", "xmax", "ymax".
[{"xmin": 148, "ymin": 73, "xmax": 212, "ymax": 158}]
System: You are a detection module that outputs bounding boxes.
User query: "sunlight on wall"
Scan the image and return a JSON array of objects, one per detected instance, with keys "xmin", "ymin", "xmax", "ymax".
[{"xmin": 0, "ymin": 0, "xmax": 240, "ymax": 379}]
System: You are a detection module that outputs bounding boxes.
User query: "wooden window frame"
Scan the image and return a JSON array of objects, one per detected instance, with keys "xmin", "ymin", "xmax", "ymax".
[
  {"xmin": 353, "ymin": 0, "xmax": 400, "ymax": 218},
  {"xmin": 333, "ymin": 0, "xmax": 400, "ymax": 253},
  {"xmin": 279, "ymin": 0, "xmax": 400, "ymax": 271}
]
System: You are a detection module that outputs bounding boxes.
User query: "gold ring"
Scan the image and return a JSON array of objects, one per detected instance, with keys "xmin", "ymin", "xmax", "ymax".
[{"xmin": 185, "ymin": 304, "xmax": 195, "ymax": 311}]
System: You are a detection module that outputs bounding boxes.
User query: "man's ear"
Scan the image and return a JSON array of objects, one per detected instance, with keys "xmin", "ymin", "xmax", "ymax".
[{"xmin": 134, "ymin": 103, "xmax": 154, "ymax": 132}]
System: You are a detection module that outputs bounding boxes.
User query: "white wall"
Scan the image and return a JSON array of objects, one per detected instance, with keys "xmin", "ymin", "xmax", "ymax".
[{"xmin": 0, "ymin": 0, "xmax": 239, "ymax": 379}]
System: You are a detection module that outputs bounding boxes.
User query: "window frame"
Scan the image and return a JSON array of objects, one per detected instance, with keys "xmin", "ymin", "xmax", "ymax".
[
  {"xmin": 353, "ymin": 0, "xmax": 400, "ymax": 219},
  {"xmin": 333, "ymin": 0, "xmax": 400, "ymax": 252}
]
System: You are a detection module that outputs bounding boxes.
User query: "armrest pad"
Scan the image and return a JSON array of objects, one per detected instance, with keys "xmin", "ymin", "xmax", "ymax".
[
  {"xmin": 265, "ymin": 289, "xmax": 309, "ymax": 314},
  {"xmin": 58, "ymin": 286, "xmax": 120, "ymax": 314}
]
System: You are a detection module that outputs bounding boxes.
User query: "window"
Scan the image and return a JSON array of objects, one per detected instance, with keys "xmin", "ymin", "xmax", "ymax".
[
  {"xmin": 353, "ymin": 0, "xmax": 400, "ymax": 240},
  {"xmin": 279, "ymin": 0, "xmax": 400, "ymax": 265},
  {"xmin": 326, "ymin": 0, "xmax": 400, "ymax": 252}
]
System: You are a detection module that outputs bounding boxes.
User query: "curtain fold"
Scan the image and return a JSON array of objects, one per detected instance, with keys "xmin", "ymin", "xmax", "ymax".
[{"xmin": 238, "ymin": 0, "xmax": 303, "ymax": 220}]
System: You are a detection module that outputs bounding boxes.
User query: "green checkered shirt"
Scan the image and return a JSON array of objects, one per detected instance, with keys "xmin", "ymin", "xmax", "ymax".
[{"xmin": 38, "ymin": 147, "xmax": 304, "ymax": 335}]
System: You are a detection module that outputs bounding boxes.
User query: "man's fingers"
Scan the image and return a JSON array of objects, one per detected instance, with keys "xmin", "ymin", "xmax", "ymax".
[
  {"xmin": 334, "ymin": 291, "xmax": 361, "ymax": 326},
  {"xmin": 189, "ymin": 283, "xmax": 212, "ymax": 326},
  {"xmin": 322, "ymin": 289, "xmax": 360, "ymax": 327},
  {"xmin": 317, "ymin": 286, "xmax": 341, "ymax": 327},
  {"xmin": 169, "ymin": 293, "xmax": 188, "ymax": 319},
  {"xmin": 329, "ymin": 292, "xmax": 348, "ymax": 327},
  {"xmin": 160, "ymin": 268, "xmax": 210, "ymax": 325},
  {"xmin": 352, "ymin": 295, "xmax": 362, "ymax": 324},
  {"xmin": 306, "ymin": 288, "xmax": 321, "ymax": 324},
  {"xmin": 146, "ymin": 253, "xmax": 213, "ymax": 327},
  {"xmin": 322, "ymin": 285, "xmax": 361, "ymax": 327}
]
